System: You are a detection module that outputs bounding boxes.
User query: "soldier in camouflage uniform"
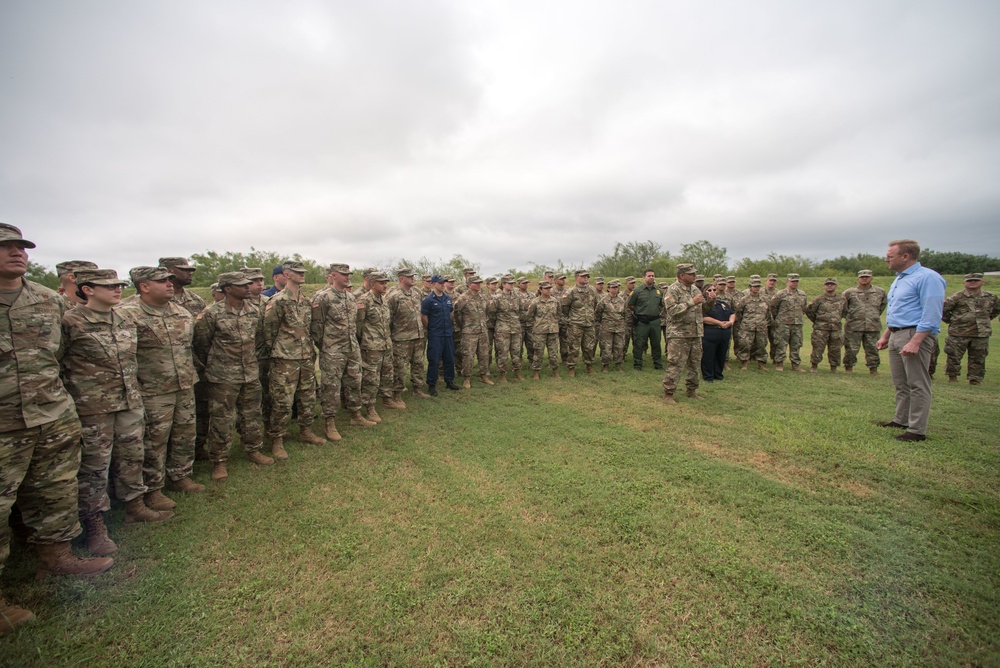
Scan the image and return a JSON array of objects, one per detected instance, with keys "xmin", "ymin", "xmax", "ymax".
[
  {"xmin": 805, "ymin": 278, "xmax": 846, "ymax": 372},
  {"xmin": 561, "ymin": 269, "xmax": 599, "ymax": 375},
  {"xmin": 454, "ymin": 276, "xmax": 494, "ymax": 387},
  {"xmin": 517, "ymin": 277, "xmax": 534, "ymax": 367},
  {"xmin": 357, "ymin": 273, "xmax": 397, "ymax": 422},
  {"xmin": 942, "ymin": 273, "xmax": 999, "ymax": 385},
  {"xmin": 243, "ymin": 267, "xmax": 269, "ymax": 308},
  {"xmin": 490, "ymin": 275, "xmax": 524, "ymax": 381},
  {"xmin": 734, "ymin": 278, "xmax": 771, "ymax": 369},
  {"xmin": 485, "ymin": 276, "xmax": 499, "ymax": 372},
  {"xmin": 119, "ymin": 267, "xmax": 204, "ymax": 518},
  {"xmin": 596, "ymin": 280, "xmax": 627, "ymax": 371},
  {"xmin": 550, "ymin": 274, "xmax": 569, "ymax": 363},
  {"xmin": 352, "ymin": 268, "xmax": 376, "ymax": 299},
  {"xmin": 661, "ymin": 264, "xmax": 705, "ymax": 404},
  {"xmin": 841, "ymin": 269, "xmax": 887, "ymax": 374},
  {"xmin": 527, "ymin": 281, "xmax": 560, "ymax": 378},
  {"xmin": 455, "ymin": 267, "xmax": 477, "ymax": 296},
  {"xmin": 770, "ymin": 273, "xmax": 808, "ymax": 371},
  {"xmin": 56, "ymin": 260, "xmax": 98, "ymax": 310},
  {"xmin": 622, "ymin": 276, "xmax": 636, "ymax": 357},
  {"xmin": 444, "ymin": 275, "xmax": 462, "ymax": 375},
  {"xmin": 262, "ymin": 260, "xmax": 326, "ymax": 459},
  {"xmin": 762, "ymin": 273, "xmax": 780, "ymax": 361},
  {"xmin": 420, "ymin": 274, "xmax": 433, "ymax": 299},
  {"xmin": 731, "ymin": 275, "xmax": 758, "ymax": 361},
  {"xmin": 387, "ymin": 267, "xmax": 429, "ymax": 401},
  {"xmin": 311, "ymin": 264, "xmax": 376, "ymax": 440},
  {"xmin": 1, "ymin": 225, "xmax": 113, "ymax": 633},
  {"xmin": 211, "ymin": 283, "xmax": 224, "ymax": 302},
  {"xmin": 193, "ymin": 271, "xmax": 274, "ymax": 481}
]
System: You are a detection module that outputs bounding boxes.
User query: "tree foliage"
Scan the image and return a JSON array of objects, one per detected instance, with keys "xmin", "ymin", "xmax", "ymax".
[
  {"xmin": 26, "ymin": 261, "xmax": 59, "ymax": 289},
  {"xmin": 920, "ymin": 249, "xmax": 1000, "ymax": 275},
  {"xmin": 677, "ymin": 240, "xmax": 729, "ymax": 276},
  {"xmin": 590, "ymin": 240, "xmax": 674, "ymax": 278},
  {"xmin": 188, "ymin": 248, "xmax": 326, "ymax": 286},
  {"xmin": 814, "ymin": 253, "xmax": 893, "ymax": 277},
  {"xmin": 733, "ymin": 253, "xmax": 819, "ymax": 277}
]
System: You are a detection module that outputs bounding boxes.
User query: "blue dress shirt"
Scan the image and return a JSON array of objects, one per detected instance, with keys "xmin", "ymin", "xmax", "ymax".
[
  {"xmin": 421, "ymin": 292, "xmax": 453, "ymax": 337},
  {"xmin": 886, "ymin": 262, "xmax": 946, "ymax": 334}
]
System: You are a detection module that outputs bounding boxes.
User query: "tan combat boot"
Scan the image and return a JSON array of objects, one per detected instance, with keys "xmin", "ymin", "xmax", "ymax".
[
  {"xmin": 124, "ymin": 497, "xmax": 174, "ymax": 525},
  {"xmin": 81, "ymin": 513, "xmax": 117, "ymax": 557},
  {"xmin": 247, "ymin": 450, "xmax": 275, "ymax": 466},
  {"xmin": 211, "ymin": 462, "xmax": 228, "ymax": 481},
  {"xmin": 350, "ymin": 410, "xmax": 377, "ymax": 427},
  {"xmin": 585, "ymin": 364, "xmax": 593, "ymax": 374},
  {"xmin": 740, "ymin": 361, "xmax": 748, "ymax": 371},
  {"xmin": 869, "ymin": 368, "xmax": 878, "ymax": 376},
  {"xmin": 392, "ymin": 392, "xmax": 408, "ymax": 409},
  {"xmin": 615, "ymin": 363, "xmax": 623, "ymax": 371},
  {"xmin": 532, "ymin": 371, "xmax": 540, "ymax": 380},
  {"xmin": 498, "ymin": 372, "xmax": 507, "ymax": 383},
  {"xmin": 844, "ymin": 366, "xmax": 853, "ymax": 373},
  {"xmin": 758, "ymin": 361, "xmax": 768, "ymax": 371},
  {"xmin": 515, "ymin": 371, "xmax": 525, "ymax": 381},
  {"xmin": 299, "ymin": 426, "xmax": 327, "ymax": 445},
  {"xmin": 325, "ymin": 421, "xmax": 342, "ymax": 442},
  {"xmin": 0, "ymin": 595, "xmax": 34, "ymax": 636},
  {"xmin": 413, "ymin": 387, "xmax": 431, "ymax": 398},
  {"xmin": 809, "ymin": 364, "xmax": 818, "ymax": 373},
  {"xmin": 601, "ymin": 364, "xmax": 609, "ymax": 372},
  {"xmin": 948, "ymin": 375, "xmax": 958, "ymax": 383},
  {"xmin": 366, "ymin": 405, "xmax": 382, "ymax": 423},
  {"xmin": 462, "ymin": 378, "xmax": 472, "ymax": 389},
  {"xmin": 568, "ymin": 368, "xmax": 576, "ymax": 377},
  {"xmin": 774, "ymin": 363, "xmax": 784, "ymax": 371},
  {"xmin": 168, "ymin": 477, "xmax": 206, "ymax": 493},
  {"xmin": 793, "ymin": 364, "xmax": 807, "ymax": 373},
  {"xmin": 35, "ymin": 541, "xmax": 114, "ymax": 580},
  {"xmin": 144, "ymin": 489, "xmax": 177, "ymax": 511},
  {"xmin": 481, "ymin": 375, "xmax": 495, "ymax": 386},
  {"xmin": 270, "ymin": 437, "xmax": 289, "ymax": 460},
  {"xmin": 663, "ymin": 391, "xmax": 677, "ymax": 405},
  {"xmin": 830, "ymin": 366, "xmax": 838, "ymax": 373},
  {"xmin": 552, "ymin": 368, "xmax": 561, "ymax": 378},
  {"xmin": 686, "ymin": 390, "xmax": 705, "ymax": 400}
]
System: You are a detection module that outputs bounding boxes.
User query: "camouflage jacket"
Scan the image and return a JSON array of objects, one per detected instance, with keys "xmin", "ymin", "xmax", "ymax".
[
  {"xmin": 357, "ymin": 291, "xmax": 391, "ymax": 351},
  {"xmin": 841, "ymin": 286, "xmax": 886, "ymax": 332},
  {"xmin": 550, "ymin": 286, "xmax": 568, "ymax": 325},
  {"xmin": 171, "ymin": 287, "xmax": 206, "ymax": 318},
  {"xmin": 61, "ymin": 306, "xmax": 142, "ymax": 416},
  {"xmin": 386, "ymin": 286, "xmax": 425, "ymax": 341},
  {"xmin": 310, "ymin": 287, "xmax": 360, "ymax": 354},
  {"xmin": 942, "ymin": 289, "xmax": 999, "ymax": 338},
  {"xmin": 0, "ymin": 279, "xmax": 77, "ymax": 430},
  {"xmin": 734, "ymin": 292, "xmax": 771, "ymax": 332},
  {"xmin": 595, "ymin": 293, "xmax": 627, "ymax": 333},
  {"xmin": 722, "ymin": 288, "xmax": 740, "ymax": 306},
  {"xmin": 517, "ymin": 289, "xmax": 534, "ymax": 326},
  {"xmin": 663, "ymin": 281, "xmax": 704, "ymax": 338},
  {"xmin": 454, "ymin": 291, "xmax": 489, "ymax": 334},
  {"xmin": 562, "ymin": 285, "xmax": 598, "ymax": 327},
  {"xmin": 193, "ymin": 300, "xmax": 263, "ymax": 384},
  {"xmin": 527, "ymin": 296, "xmax": 560, "ymax": 334},
  {"xmin": 263, "ymin": 288, "xmax": 314, "ymax": 360},
  {"xmin": 762, "ymin": 286, "xmax": 779, "ymax": 303},
  {"xmin": 770, "ymin": 288, "xmax": 807, "ymax": 325},
  {"xmin": 118, "ymin": 299, "xmax": 197, "ymax": 396},
  {"xmin": 351, "ymin": 285, "xmax": 370, "ymax": 300},
  {"xmin": 490, "ymin": 291, "xmax": 523, "ymax": 334},
  {"xmin": 805, "ymin": 293, "xmax": 845, "ymax": 331}
]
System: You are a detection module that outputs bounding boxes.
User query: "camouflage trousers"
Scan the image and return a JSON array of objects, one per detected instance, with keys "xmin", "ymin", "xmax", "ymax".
[
  {"xmin": 452, "ymin": 332, "xmax": 463, "ymax": 377},
  {"xmin": 767, "ymin": 324, "xmax": 778, "ymax": 362},
  {"xmin": 495, "ymin": 330, "xmax": 523, "ymax": 373},
  {"xmin": 194, "ymin": 380, "xmax": 209, "ymax": 449},
  {"xmin": 318, "ymin": 348, "xmax": 362, "ymax": 418},
  {"xmin": 259, "ymin": 359, "xmax": 272, "ymax": 424},
  {"xmin": 623, "ymin": 318, "xmax": 634, "ymax": 356},
  {"xmin": 79, "ymin": 408, "xmax": 147, "ymax": 515},
  {"xmin": 772, "ymin": 323, "xmax": 803, "ymax": 365},
  {"xmin": 360, "ymin": 349, "xmax": 393, "ymax": 407},
  {"xmin": 559, "ymin": 324, "xmax": 569, "ymax": 363},
  {"xmin": 1, "ymin": 412, "xmax": 82, "ymax": 576},
  {"xmin": 945, "ymin": 335, "xmax": 990, "ymax": 381},
  {"xmin": 662, "ymin": 337, "xmax": 702, "ymax": 394},
  {"xmin": 532, "ymin": 332, "xmax": 560, "ymax": 371},
  {"xmin": 599, "ymin": 329, "xmax": 626, "ymax": 366},
  {"xmin": 929, "ymin": 337, "xmax": 941, "ymax": 376},
  {"xmin": 142, "ymin": 389, "xmax": 196, "ymax": 492},
  {"xmin": 268, "ymin": 358, "xmax": 317, "ymax": 439},
  {"xmin": 810, "ymin": 329, "xmax": 843, "ymax": 368},
  {"xmin": 460, "ymin": 331, "xmax": 491, "ymax": 378},
  {"xmin": 565, "ymin": 324, "xmax": 597, "ymax": 369},
  {"xmin": 522, "ymin": 325, "xmax": 534, "ymax": 366},
  {"xmin": 843, "ymin": 330, "xmax": 881, "ymax": 369},
  {"xmin": 392, "ymin": 338, "xmax": 427, "ymax": 392},
  {"xmin": 736, "ymin": 328, "xmax": 768, "ymax": 363},
  {"xmin": 207, "ymin": 381, "xmax": 264, "ymax": 463}
]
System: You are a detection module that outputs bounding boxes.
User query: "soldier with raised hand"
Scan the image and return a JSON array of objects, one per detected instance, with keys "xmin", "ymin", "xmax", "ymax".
[
  {"xmin": 453, "ymin": 276, "xmax": 493, "ymax": 388},
  {"xmin": 596, "ymin": 280, "xmax": 627, "ymax": 371},
  {"xmin": 387, "ymin": 267, "xmax": 429, "ymax": 401},
  {"xmin": 527, "ymin": 281, "xmax": 561, "ymax": 378},
  {"xmin": 490, "ymin": 274, "xmax": 524, "ymax": 382},
  {"xmin": 661, "ymin": 264, "xmax": 705, "ymax": 404},
  {"xmin": 1, "ymin": 225, "xmax": 113, "ymax": 634},
  {"xmin": 56, "ymin": 260, "xmax": 98, "ymax": 309},
  {"xmin": 193, "ymin": 271, "xmax": 274, "ymax": 481},
  {"xmin": 562, "ymin": 269, "xmax": 599, "ymax": 376},
  {"xmin": 734, "ymin": 278, "xmax": 771, "ymax": 370},
  {"xmin": 357, "ymin": 273, "xmax": 398, "ymax": 422},
  {"xmin": 841, "ymin": 270, "xmax": 887, "ymax": 375},
  {"xmin": 262, "ymin": 260, "xmax": 326, "ymax": 460},
  {"xmin": 119, "ymin": 267, "xmax": 204, "ymax": 516},
  {"xmin": 770, "ymin": 273, "xmax": 808, "ymax": 372},
  {"xmin": 942, "ymin": 273, "xmax": 999, "ymax": 385},
  {"xmin": 806, "ymin": 278, "xmax": 846, "ymax": 373},
  {"xmin": 311, "ymin": 264, "xmax": 376, "ymax": 440}
]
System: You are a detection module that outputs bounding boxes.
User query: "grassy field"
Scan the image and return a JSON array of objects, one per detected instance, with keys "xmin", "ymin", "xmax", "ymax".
[{"xmin": 2, "ymin": 276, "xmax": 998, "ymax": 666}]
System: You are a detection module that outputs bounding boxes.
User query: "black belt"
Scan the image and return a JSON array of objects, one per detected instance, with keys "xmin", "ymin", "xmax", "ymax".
[{"xmin": 888, "ymin": 326, "xmax": 916, "ymax": 332}]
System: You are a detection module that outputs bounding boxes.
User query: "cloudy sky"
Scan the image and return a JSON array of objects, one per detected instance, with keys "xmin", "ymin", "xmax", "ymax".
[{"xmin": 2, "ymin": 0, "xmax": 998, "ymax": 276}]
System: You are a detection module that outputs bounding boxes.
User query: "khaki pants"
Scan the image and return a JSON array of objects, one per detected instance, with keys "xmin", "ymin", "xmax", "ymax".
[{"xmin": 888, "ymin": 328, "xmax": 936, "ymax": 436}]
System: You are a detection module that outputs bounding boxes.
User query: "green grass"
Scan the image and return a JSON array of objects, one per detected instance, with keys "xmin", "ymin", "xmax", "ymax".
[{"xmin": 3, "ymin": 276, "xmax": 998, "ymax": 666}]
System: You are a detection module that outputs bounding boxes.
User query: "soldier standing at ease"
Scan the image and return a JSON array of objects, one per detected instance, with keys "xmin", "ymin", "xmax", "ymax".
[
  {"xmin": 387, "ymin": 267, "xmax": 429, "ymax": 401},
  {"xmin": 593, "ymin": 277, "xmax": 605, "ymax": 359},
  {"xmin": 55, "ymin": 260, "xmax": 98, "ymax": 309},
  {"xmin": 490, "ymin": 274, "xmax": 525, "ymax": 382},
  {"xmin": 527, "ymin": 281, "xmax": 560, "ymax": 378},
  {"xmin": 550, "ymin": 274, "xmax": 569, "ymax": 363},
  {"xmin": 562, "ymin": 270, "xmax": 599, "ymax": 375},
  {"xmin": 1, "ymin": 225, "xmax": 113, "ymax": 635},
  {"xmin": 596, "ymin": 280, "xmax": 627, "ymax": 371},
  {"xmin": 805, "ymin": 278, "xmax": 846, "ymax": 373},
  {"xmin": 622, "ymin": 276, "xmax": 636, "ymax": 358},
  {"xmin": 661, "ymin": 264, "xmax": 705, "ymax": 404},
  {"xmin": 942, "ymin": 273, "xmax": 999, "ymax": 385},
  {"xmin": 762, "ymin": 273, "xmax": 780, "ymax": 361},
  {"xmin": 517, "ymin": 277, "xmax": 534, "ymax": 367},
  {"xmin": 734, "ymin": 278, "xmax": 771, "ymax": 370},
  {"xmin": 626, "ymin": 270, "xmax": 663, "ymax": 371},
  {"xmin": 357, "ymin": 273, "xmax": 399, "ymax": 423},
  {"xmin": 770, "ymin": 273, "xmax": 808, "ymax": 372},
  {"xmin": 193, "ymin": 272, "xmax": 274, "ymax": 481},
  {"xmin": 453, "ymin": 276, "xmax": 494, "ymax": 387},
  {"xmin": 841, "ymin": 269, "xmax": 887, "ymax": 375}
]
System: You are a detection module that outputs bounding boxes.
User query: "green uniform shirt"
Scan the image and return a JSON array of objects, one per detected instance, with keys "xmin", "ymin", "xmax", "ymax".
[{"xmin": 627, "ymin": 283, "xmax": 663, "ymax": 319}]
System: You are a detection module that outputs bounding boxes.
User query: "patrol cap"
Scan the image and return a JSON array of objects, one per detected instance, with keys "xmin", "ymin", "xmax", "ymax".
[
  {"xmin": 282, "ymin": 260, "xmax": 306, "ymax": 273},
  {"xmin": 766, "ymin": 273, "xmax": 779, "ymax": 280},
  {"xmin": 712, "ymin": 274, "xmax": 723, "ymax": 280},
  {"xmin": 397, "ymin": 266, "xmax": 416, "ymax": 277},
  {"xmin": 787, "ymin": 273, "xmax": 800, "ymax": 281},
  {"xmin": 594, "ymin": 276, "xmax": 604, "ymax": 285},
  {"xmin": 211, "ymin": 282, "xmax": 221, "ymax": 293},
  {"xmin": 726, "ymin": 276, "xmax": 736, "ymax": 282},
  {"xmin": 555, "ymin": 273, "xmax": 567, "ymax": 280},
  {"xmin": 485, "ymin": 277, "xmax": 498, "ymax": 285},
  {"xmin": 468, "ymin": 275, "xmax": 483, "ymax": 284},
  {"xmin": 272, "ymin": 265, "xmax": 284, "ymax": 276},
  {"xmin": 677, "ymin": 263, "xmax": 697, "ymax": 275},
  {"xmin": 607, "ymin": 280, "xmax": 621, "ymax": 288},
  {"xmin": 328, "ymin": 263, "xmax": 352, "ymax": 274},
  {"xmin": 658, "ymin": 282, "xmax": 670, "ymax": 289},
  {"xmin": 443, "ymin": 275, "xmax": 456, "ymax": 282},
  {"xmin": 749, "ymin": 279, "xmax": 762, "ymax": 287},
  {"xmin": 218, "ymin": 271, "xmax": 252, "ymax": 288},
  {"xmin": 362, "ymin": 267, "xmax": 378, "ymax": 278},
  {"xmin": 430, "ymin": 274, "xmax": 445, "ymax": 284},
  {"xmin": 695, "ymin": 274, "xmax": 705, "ymax": 282},
  {"xmin": 715, "ymin": 278, "xmax": 727, "ymax": 286},
  {"xmin": 575, "ymin": 269, "xmax": 590, "ymax": 277},
  {"xmin": 129, "ymin": 266, "xmax": 173, "ymax": 284},
  {"xmin": 501, "ymin": 274, "xmax": 515, "ymax": 284},
  {"xmin": 624, "ymin": 276, "xmax": 636, "ymax": 283},
  {"xmin": 0, "ymin": 223, "xmax": 36, "ymax": 249},
  {"xmin": 965, "ymin": 272, "xmax": 984, "ymax": 281},
  {"xmin": 56, "ymin": 260, "xmax": 98, "ymax": 277},
  {"xmin": 463, "ymin": 267, "xmax": 476, "ymax": 274},
  {"xmin": 824, "ymin": 277, "xmax": 838, "ymax": 285},
  {"xmin": 749, "ymin": 274, "xmax": 760, "ymax": 280},
  {"xmin": 518, "ymin": 277, "xmax": 529, "ymax": 284},
  {"xmin": 538, "ymin": 281, "xmax": 553, "ymax": 289},
  {"xmin": 857, "ymin": 269, "xmax": 873, "ymax": 278},
  {"xmin": 74, "ymin": 268, "xmax": 128, "ymax": 287},
  {"xmin": 241, "ymin": 267, "xmax": 265, "ymax": 280},
  {"xmin": 369, "ymin": 272, "xmax": 389, "ymax": 283},
  {"xmin": 159, "ymin": 257, "xmax": 196, "ymax": 271},
  {"xmin": 421, "ymin": 274, "xmax": 431, "ymax": 281}
]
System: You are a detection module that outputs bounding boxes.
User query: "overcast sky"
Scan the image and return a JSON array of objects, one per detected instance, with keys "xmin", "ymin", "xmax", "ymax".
[{"xmin": 2, "ymin": 1, "xmax": 998, "ymax": 276}]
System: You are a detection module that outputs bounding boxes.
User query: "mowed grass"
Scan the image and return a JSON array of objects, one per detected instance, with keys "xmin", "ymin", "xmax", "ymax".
[{"xmin": 2, "ymin": 276, "xmax": 998, "ymax": 666}]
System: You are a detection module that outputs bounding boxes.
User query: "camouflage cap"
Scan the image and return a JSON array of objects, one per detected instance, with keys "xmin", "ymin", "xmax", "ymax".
[
  {"xmin": 749, "ymin": 274, "xmax": 760, "ymax": 280},
  {"xmin": 824, "ymin": 277, "xmax": 838, "ymax": 285},
  {"xmin": 594, "ymin": 277, "xmax": 605, "ymax": 285},
  {"xmin": 396, "ymin": 266, "xmax": 416, "ymax": 277},
  {"xmin": 713, "ymin": 274, "xmax": 723, "ymax": 280},
  {"xmin": 715, "ymin": 278, "xmax": 727, "ymax": 286},
  {"xmin": 369, "ymin": 272, "xmax": 389, "ymax": 283},
  {"xmin": 241, "ymin": 267, "xmax": 265, "ymax": 280},
  {"xmin": 726, "ymin": 276, "xmax": 736, "ymax": 282},
  {"xmin": 766, "ymin": 273, "xmax": 779, "ymax": 280},
  {"xmin": 0, "ymin": 222, "xmax": 36, "ymax": 249},
  {"xmin": 749, "ymin": 279, "xmax": 762, "ymax": 287},
  {"xmin": 538, "ymin": 280, "xmax": 553, "ymax": 289},
  {"xmin": 965, "ymin": 272, "xmax": 985, "ymax": 281},
  {"xmin": 56, "ymin": 260, "xmax": 98, "ymax": 277},
  {"xmin": 75, "ymin": 268, "xmax": 128, "ymax": 287},
  {"xmin": 787, "ymin": 273, "xmax": 801, "ymax": 281},
  {"xmin": 624, "ymin": 276, "xmax": 636, "ymax": 283},
  {"xmin": 443, "ymin": 275, "xmax": 457, "ymax": 282},
  {"xmin": 282, "ymin": 260, "xmax": 306, "ymax": 273},
  {"xmin": 658, "ymin": 282, "xmax": 670, "ymax": 289},
  {"xmin": 677, "ymin": 263, "xmax": 697, "ymax": 275},
  {"xmin": 129, "ymin": 266, "xmax": 173, "ymax": 284},
  {"xmin": 607, "ymin": 279, "xmax": 621, "ymax": 288},
  {"xmin": 517, "ymin": 277, "xmax": 529, "ymax": 284},
  {"xmin": 328, "ymin": 263, "xmax": 352, "ymax": 274},
  {"xmin": 218, "ymin": 271, "xmax": 252, "ymax": 288},
  {"xmin": 575, "ymin": 269, "xmax": 590, "ymax": 277},
  {"xmin": 485, "ymin": 277, "xmax": 498, "ymax": 285},
  {"xmin": 501, "ymin": 274, "xmax": 515, "ymax": 284},
  {"xmin": 555, "ymin": 273, "xmax": 567, "ymax": 280},
  {"xmin": 421, "ymin": 274, "xmax": 431, "ymax": 281},
  {"xmin": 463, "ymin": 266, "xmax": 476, "ymax": 274},
  {"xmin": 362, "ymin": 267, "xmax": 378, "ymax": 278},
  {"xmin": 468, "ymin": 275, "xmax": 483, "ymax": 284},
  {"xmin": 159, "ymin": 257, "xmax": 196, "ymax": 271},
  {"xmin": 211, "ymin": 282, "xmax": 221, "ymax": 293},
  {"xmin": 695, "ymin": 274, "xmax": 705, "ymax": 282},
  {"xmin": 857, "ymin": 269, "xmax": 873, "ymax": 278}
]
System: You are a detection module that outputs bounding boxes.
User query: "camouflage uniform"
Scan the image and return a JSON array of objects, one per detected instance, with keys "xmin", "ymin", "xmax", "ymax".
[
  {"xmin": 561, "ymin": 279, "xmax": 599, "ymax": 370},
  {"xmin": 595, "ymin": 289, "xmax": 627, "ymax": 367},
  {"xmin": 311, "ymin": 284, "xmax": 363, "ymax": 420},
  {"xmin": 661, "ymin": 278, "xmax": 704, "ymax": 395},
  {"xmin": 517, "ymin": 280, "xmax": 535, "ymax": 365},
  {"xmin": 762, "ymin": 276, "xmax": 780, "ymax": 360},
  {"xmin": 770, "ymin": 281, "xmax": 807, "ymax": 366},
  {"xmin": 357, "ymin": 288, "xmax": 393, "ymax": 408},
  {"xmin": 622, "ymin": 278, "xmax": 636, "ymax": 357},
  {"xmin": 118, "ymin": 294, "xmax": 197, "ymax": 492},
  {"xmin": 193, "ymin": 299, "xmax": 266, "ymax": 462},
  {"xmin": 1, "ymin": 278, "xmax": 83, "ymax": 575},
  {"xmin": 386, "ymin": 282, "xmax": 427, "ymax": 393},
  {"xmin": 734, "ymin": 289, "xmax": 771, "ymax": 363},
  {"xmin": 263, "ymin": 286, "xmax": 317, "ymax": 439},
  {"xmin": 170, "ymin": 286, "xmax": 210, "ymax": 454},
  {"xmin": 551, "ymin": 279, "xmax": 569, "ymax": 362},
  {"xmin": 805, "ymin": 287, "xmax": 845, "ymax": 369},
  {"xmin": 527, "ymin": 291, "xmax": 560, "ymax": 371},
  {"xmin": 841, "ymin": 282, "xmax": 887, "ymax": 370},
  {"xmin": 454, "ymin": 288, "xmax": 491, "ymax": 379},
  {"xmin": 942, "ymin": 285, "xmax": 999, "ymax": 382},
  {"xmin": 490, "ymin": 286, "xmax": 524, "ymax": 374}
]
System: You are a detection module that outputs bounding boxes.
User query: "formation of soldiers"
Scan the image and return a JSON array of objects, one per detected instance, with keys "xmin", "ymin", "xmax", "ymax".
[{"xmin": 2, "ymin": 219, "xmax": 997, "ymax": 635}]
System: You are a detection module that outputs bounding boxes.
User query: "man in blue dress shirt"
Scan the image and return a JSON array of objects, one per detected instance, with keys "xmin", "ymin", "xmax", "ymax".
[
  {"xmin": 876, "ymin": 239, "xmax": 946, "ymax": 442},
  {"xmin": 421, "ymin": 275, "xmax": 461, "ymax": 396}
]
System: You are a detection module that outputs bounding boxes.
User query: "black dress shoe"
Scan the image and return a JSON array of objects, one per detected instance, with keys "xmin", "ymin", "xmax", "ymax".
[
  {"xmin": 428, "ymin": 385, "xmax": 438, "ymax": 396},
  {"xmin": 896, "ymin": 431, "xmax": 926, "ymax": 442},
  {"xmin": 446, "ymin": 382, "xmax": 461, "ymax": 391},
  {"xmin": 877, "ymin": 420, "xmax": 908, "ymax": 429}
]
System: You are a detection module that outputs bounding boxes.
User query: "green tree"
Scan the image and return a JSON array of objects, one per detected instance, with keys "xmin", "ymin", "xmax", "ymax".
[
  {"xmin": 815, "ymin": 253, "xmax": 892, "ymax": 277},
  {"xmin": 677, "ymin": 240, "xmax": 729, "ymax": 276},
  {"xmin": 590, "ymin": 240, "xmax": 673, "ymax": 278},
  {"xmin": 732, "ymin": 253, "xmax": 818, "ymax": 277},
  {"xmin": 188, "ymin": 249, "xmax": 326, "ymax": 286},
  {"xmin": 920, "ymin": 249, "xmax": 1000, "ymax": 275},
  {"xmin": 26, "ymin": 261, "xmax": 59, "ymax": 289}
]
